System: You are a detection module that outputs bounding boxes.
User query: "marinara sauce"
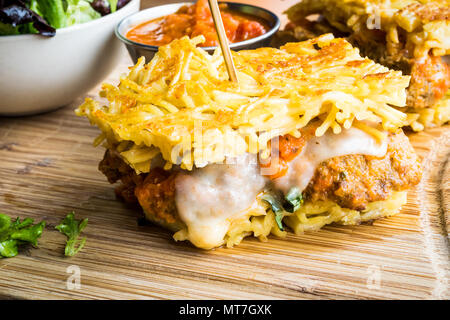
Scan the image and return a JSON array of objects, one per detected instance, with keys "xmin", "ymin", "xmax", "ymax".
[{"xmin": 126, "ymin": 0, "xmax": 268, "ymax": 47}]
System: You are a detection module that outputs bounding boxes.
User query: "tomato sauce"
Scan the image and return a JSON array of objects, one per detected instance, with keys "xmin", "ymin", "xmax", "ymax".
[
  {"xmin": 416, "ymin": 55, "xmax": 450, "ymax": 102},
  {"xmin": 126, "ymin": 0, "xmax": 269, "ymax": 47},
  {"xmin": 260, "ymin": 133, "xmax": 309, "ymax": 180}
]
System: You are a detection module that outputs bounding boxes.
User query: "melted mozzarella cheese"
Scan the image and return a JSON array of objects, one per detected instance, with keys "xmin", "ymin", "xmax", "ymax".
[
  {"xmin": 174, "ymin": 127, "xmax": 387, "ymax": 249},
  {"xmin": 273, "ymin": 127, "xmax": 388, "ymax": 193},
  {"xmin": 175, "ymin": 154, "xmax": 266, "ymax": 249}
]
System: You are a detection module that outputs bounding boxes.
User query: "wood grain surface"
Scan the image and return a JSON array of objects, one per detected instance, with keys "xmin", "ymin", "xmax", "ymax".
[{"xmin": 0, "ymin": 0, "xmax": 449, "ymax": 300}]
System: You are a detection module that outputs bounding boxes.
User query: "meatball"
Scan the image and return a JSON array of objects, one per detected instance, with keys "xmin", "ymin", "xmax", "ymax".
[{"xmin": 304, "ymin": 130, "xmax": 422, "ymax": 210}]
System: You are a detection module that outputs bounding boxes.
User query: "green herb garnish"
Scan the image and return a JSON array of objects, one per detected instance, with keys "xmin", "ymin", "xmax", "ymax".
[
  {"xmin": 55, "ymin": 212, "xmax": 88, "ymax": 257},
  {"xmin": 261, "ymin": 192, "xmax": 284, "ymax": 231},
  {"xmin": 0, "ymin": 213, "xmax": 45, "ymax": 258},
  {"xmin": 284, "ymin": 187, "xmax": 303, "ymax": 213}
]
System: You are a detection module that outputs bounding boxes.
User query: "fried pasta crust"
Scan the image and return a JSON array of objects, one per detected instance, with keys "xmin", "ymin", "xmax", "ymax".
[{"xmin": 77, "ymin": 35, "xmax": 410, "ymax": 172}]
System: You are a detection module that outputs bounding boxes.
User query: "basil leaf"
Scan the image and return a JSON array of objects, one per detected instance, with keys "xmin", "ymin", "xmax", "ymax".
[
  {"xmin": 284, "ymin": 187, "xmax": 303, "ymax": 213},
  {"xmin": 261, "ymin": 193, "xmax": 284, "ymax": 231}
]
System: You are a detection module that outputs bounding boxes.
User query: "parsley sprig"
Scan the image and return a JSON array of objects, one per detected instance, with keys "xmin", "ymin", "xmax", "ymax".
[
  {"xmin": 0, "ymin": 213, "xmax": 45, "ymax": 258},
  {"xmin": 55, "ymin": 212, "xmax": 88, "ymax": 257}
]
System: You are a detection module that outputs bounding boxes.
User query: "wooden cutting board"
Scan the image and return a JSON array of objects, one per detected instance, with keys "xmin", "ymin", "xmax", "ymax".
[{"xmin": 0, "ymin": 0, "xmax": 449, "ymax": 300}]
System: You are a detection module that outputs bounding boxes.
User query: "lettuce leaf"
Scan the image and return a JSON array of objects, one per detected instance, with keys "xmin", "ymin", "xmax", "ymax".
[
  {"xmin": 65, "ymin": 0, "xmax": 101, "ymax": 26},
  {"xmin": 0, "ymin": 21, "xmax": 20, "ymax": 35},
  {"xmin": 1, "ymin": 0, "xmax": 130, "ymax": 36},
  {"xmin": 0, "ymin": 0, "xmax": 56, "ymax": 36},
  {"xmin": 107, "ymin": 0, "xmax": 117, "ymax": 13},
  {"xmin": 90, "ymin": 0, "xmax": 128, "ymax": 16},
  {"xmin": 35, "ymin": 0, "xmax": 67, "ymax": 28},
  {"xmin": 90, "ymin": 0, "xmax": 110, "ymax": 16}
]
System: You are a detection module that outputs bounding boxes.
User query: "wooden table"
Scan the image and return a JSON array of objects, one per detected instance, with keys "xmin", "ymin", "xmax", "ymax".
[{"xmin": 0, "ymin": 0, "xmax": 449, "ymax": 300}]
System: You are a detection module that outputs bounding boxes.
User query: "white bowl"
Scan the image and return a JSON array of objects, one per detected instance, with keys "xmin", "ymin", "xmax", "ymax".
[{"xmin": 0, "ymin": 0, "xmax": 140, "ymax": 116}]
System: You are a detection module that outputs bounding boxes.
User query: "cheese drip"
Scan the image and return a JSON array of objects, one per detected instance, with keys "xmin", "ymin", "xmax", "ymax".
[{"xmin": 175, "ymin": 154, "xmax": 266, "ymax": 249}]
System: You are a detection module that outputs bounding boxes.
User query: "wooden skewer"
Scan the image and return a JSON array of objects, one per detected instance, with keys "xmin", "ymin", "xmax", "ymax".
[{"xmin": 207, "ymin": 0, "xmax": 239, "ymax": 83}]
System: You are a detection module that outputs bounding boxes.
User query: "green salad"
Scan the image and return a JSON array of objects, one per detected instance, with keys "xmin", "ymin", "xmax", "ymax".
[{"xmin": 0, "ymin": 0, "xmax": 130, "ymax": 36}]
